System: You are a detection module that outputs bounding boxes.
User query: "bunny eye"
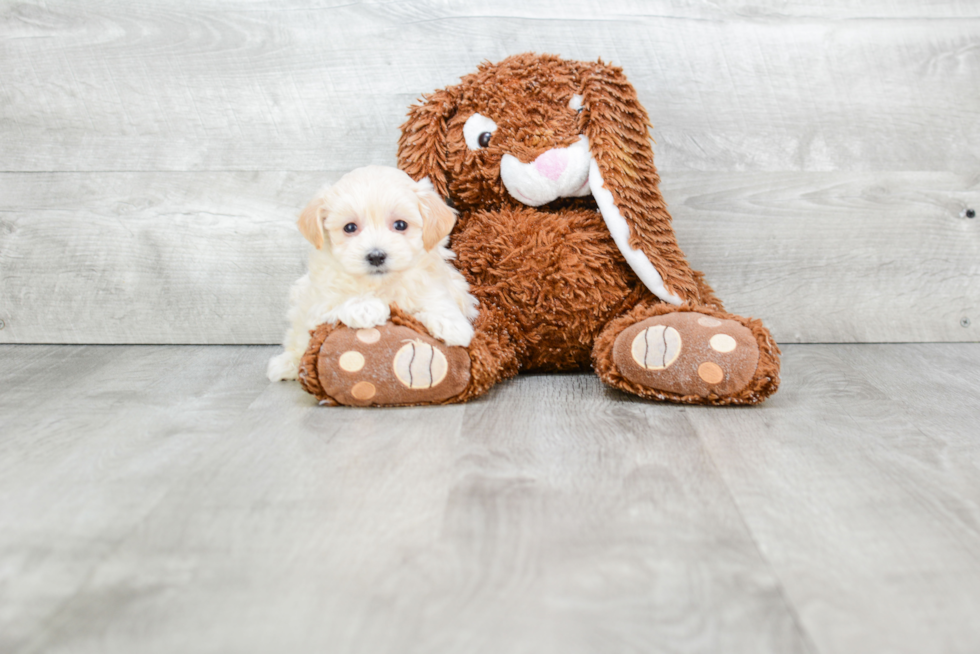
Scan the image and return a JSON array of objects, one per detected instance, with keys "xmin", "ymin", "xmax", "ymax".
[
  {"xmin": 569, "ymin": 94, "xmax": 584, "ymax": 113},
  {"xmin": 464, "ymin": 113, "xmax": 498, "ymax": 150}
]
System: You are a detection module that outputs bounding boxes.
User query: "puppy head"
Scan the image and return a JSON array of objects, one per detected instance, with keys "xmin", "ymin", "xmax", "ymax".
[{"xmin": 297, "ymin": 166, "xmax": 456, "ymax": 276}]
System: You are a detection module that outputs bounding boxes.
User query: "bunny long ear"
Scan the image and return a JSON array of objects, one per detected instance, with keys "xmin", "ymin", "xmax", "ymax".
[
  {"xmin": 583, "ymin": 61, "xmax": 700, "ymax": 305},
  {"xmin": 397, "ymin": 87, "xmax": 458, "ymax": 198}
]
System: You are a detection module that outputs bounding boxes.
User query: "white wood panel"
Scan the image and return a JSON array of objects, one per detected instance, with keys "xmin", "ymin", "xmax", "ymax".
[
  {"xmin": 1, "ymin": 1, "xmax": 977, "ymax": 172},
  {"xmin": 0, "ymin": 171, "xmax": 321, "ymax": 344},
  {"xmin": 670, "ymin": 171, "xmax": 980, "ymax": 343},
  {"xmin": 1, "ymin": 170, "xmax": 976, "ymax": 344}
]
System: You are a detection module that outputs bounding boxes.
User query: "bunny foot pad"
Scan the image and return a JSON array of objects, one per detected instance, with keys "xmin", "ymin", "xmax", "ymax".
[
  {"xmin": 304, "ymin": 323, "xmax": 470, "ymax": 406},
  {"xmin": 613, "ymin": 312, "xmax": 759, "ymax": 399}
]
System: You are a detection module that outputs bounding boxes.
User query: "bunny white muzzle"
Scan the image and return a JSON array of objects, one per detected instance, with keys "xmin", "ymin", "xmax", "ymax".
[{"xmin": 499, "ymin": 137, "xmax": 592, "ymax": 207}]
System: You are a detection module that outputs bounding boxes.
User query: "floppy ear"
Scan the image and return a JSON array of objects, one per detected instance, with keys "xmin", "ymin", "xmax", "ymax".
[
  {"xmin": 414, "ymin": 178, "xmax": 458, "ymax": 250},
  {"xmin": 297, "ymin": 188, "xmax": 329, "ymax": 250},
  {"xmin": 583, "ymin": 61, "xmax": 700, "ymax": 305},
  {"xmin": 398, "ymin": 87, "xmax": 458, "ymax": 198}
]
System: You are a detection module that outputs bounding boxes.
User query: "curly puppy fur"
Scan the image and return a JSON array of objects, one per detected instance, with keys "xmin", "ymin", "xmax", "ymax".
[{"xmin": 388, "ymin": 53, "xmax": 780, "ymax": 405}]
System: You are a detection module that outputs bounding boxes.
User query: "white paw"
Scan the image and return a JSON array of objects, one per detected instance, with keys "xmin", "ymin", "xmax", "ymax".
[
  {"xmin": 337, "ymin": 297, "xmax": 390, "ymax": 329},
  {"xmin": 419, "ymin": 313, "xmax": 474, "ymax": 347},
  {"xmin": 267, "ymin": 351, "xmax": 300, "ymax": 381}
]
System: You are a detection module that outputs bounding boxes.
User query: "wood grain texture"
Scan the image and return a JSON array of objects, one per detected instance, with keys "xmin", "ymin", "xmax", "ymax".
[
  {"xmin": 2, "ymin": 343, "xmax": 980, "ymax": 653},
  {"xmin": 1, "ymin": 171, "xmax": 976, "ymax": 344},
  {"xmin": 0, "ymin": 1, "xmax": 977, "ymax": 172},
  {"xmin": 0, "ymin": 344, "xmax": 270, "ymax": 654},
  {"xmin": 424, "ymin": 377, "xmax": 807, "ymax": 654},
  {"xmin": 670, "ymin": 171, "xmax": 980, "ymax": 343},
  {"xmin": 0, "ymin": 171, "xmax": 321, "ymax": 344},
  {"xmin": 2, "ymin": 1, "xmax": 977, "ymax": 345},
  {"xmin": 0, "ymin": 345, "xmax": 808, "ymax": 654},
  {"xmin": 689, "ymin": 343, "xmax": 980, "ymax": 654}
]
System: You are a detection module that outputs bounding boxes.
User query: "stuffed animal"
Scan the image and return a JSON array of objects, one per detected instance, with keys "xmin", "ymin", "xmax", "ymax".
[{"xmin": 299, "ymin": 53, "xmax": 780, "ymax": 406}]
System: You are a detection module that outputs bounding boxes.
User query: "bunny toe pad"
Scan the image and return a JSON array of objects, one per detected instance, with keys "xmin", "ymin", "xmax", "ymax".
[
  {"xmin": 612, "ymin": 312, "xmax": 760, "ymax": 399},
  {"xmin": 302, "ymin": 323, "xmax": 470, "ymax": 407}
]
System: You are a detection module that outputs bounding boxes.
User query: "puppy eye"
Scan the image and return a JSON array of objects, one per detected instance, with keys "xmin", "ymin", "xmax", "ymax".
[
  {"xmin": 393, "ymin": 220, "xmax": 408, "ymax": 231},
  {"xmin": 463, "ymin": 113, "xmax": 497, "ymax": 150},
  {"xmin": 569, "ymin": 94, "xmax": 584, "ymax": 113},
  {"xmin": 343, "ymin": 222, "xmax": 357, "ymax": 234}
]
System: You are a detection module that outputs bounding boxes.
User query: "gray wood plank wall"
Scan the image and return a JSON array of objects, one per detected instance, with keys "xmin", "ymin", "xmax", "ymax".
[{"xmin": 1, "ymin": 1, "xmax": 978, "ymax": 344}]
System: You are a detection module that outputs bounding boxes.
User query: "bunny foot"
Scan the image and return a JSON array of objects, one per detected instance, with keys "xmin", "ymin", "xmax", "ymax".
[
  {"xmin": 299, "ymin": 321, "xmax": 471, "ymax": 407},
  {"xmin": 595, "ymin": 307, "xmax": 780, "ymax": 405}
]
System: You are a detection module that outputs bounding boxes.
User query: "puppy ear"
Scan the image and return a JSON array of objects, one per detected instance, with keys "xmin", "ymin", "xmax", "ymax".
[
  {"xmin": 583, "ymin": 60, "xmax": 700, "ymax": 303},
  {"xmin": 398, "ymin": 87, "xmax": 458, "ymax": 198},
  {"xmin": 297, "ymin": 189, "xmax": 329, "ymax": 249},
  {"xmin": 415, "ymin": 178, "xmax": 457, "ymax": 250}
]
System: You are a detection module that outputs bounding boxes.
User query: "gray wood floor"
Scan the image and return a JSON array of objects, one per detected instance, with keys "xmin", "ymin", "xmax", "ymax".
[{"xmin": 2, "ymin": 343, "xmax": 978, "ymax": 654}]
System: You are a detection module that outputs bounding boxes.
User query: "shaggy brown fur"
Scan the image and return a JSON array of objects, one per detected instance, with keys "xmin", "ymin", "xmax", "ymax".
[{"xmin": 303, "ymin": 53, "xmax": 780, "ymax": 405}]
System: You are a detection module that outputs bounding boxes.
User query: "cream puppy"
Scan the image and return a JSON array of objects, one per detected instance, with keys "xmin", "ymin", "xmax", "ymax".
[{"xmin": 267, "ymin": 166, "xmax": 478, "ymax": 382}]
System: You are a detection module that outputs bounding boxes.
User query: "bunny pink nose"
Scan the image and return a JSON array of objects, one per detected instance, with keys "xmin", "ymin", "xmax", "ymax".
[{"xmin": 534, "ymin": 149, "xmax": 569, "ymax": 181}]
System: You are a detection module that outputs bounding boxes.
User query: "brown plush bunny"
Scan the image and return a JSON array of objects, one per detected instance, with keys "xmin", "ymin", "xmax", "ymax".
[{"xmin": 299, "ymin": 53, "xmax": 780, "ymax": 406}]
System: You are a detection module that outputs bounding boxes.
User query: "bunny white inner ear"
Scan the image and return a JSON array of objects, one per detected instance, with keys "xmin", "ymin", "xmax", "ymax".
[
  {"xmin": 463, "ymin": 113, "xmax": 497, "ymax": 150},
  {"xmin": 568, "ymin": 94, "xmax": 584, "ymax": 111},
  {"xmin": 588, "ymin": 159, "xmax": 684, "ymax": 306}
]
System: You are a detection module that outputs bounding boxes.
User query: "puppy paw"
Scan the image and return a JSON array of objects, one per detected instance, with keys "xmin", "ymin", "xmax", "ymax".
[
  {"xmin": 417, "ymin": 312, "xmax": 475, "ymax": 347},
  {"xmin": 336, "ymin": 297, "xmax": 390, "ymax": 329},
  {"xmin": 267, "ymin": 351, "xmax": 300, "ymax": 381}
]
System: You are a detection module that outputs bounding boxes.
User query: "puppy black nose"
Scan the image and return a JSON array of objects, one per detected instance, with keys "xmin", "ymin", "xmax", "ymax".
[{"xmin": 366, "ymin": 249, "xmax": 387, "ymax": 267}]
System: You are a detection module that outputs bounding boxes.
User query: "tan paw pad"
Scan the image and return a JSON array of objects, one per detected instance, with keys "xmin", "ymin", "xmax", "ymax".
[
  {"xmin": 393, "ymin": 340, "xmax": 449, "ymax": 389},
  {"xmin": 709, "ymin": 333, "xmax": 737, "ymax": 353},
  {"xmin": 356, "ymin": 328, "xmax": 381, "ymax": 344},
  {"xmin": 698, "ymin": 362, "xmax": 724, "ymax": 384},
  {"xmin": 630, "ymin": 325, "xmax": 682, "ymax": 370},
  {"xmin": 350, "ymin": 381, "xmax": 376, "ymax": 400},
  {"xmin": 338, "ymin": 350, "xmax": 365, "ymax": 372}
]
